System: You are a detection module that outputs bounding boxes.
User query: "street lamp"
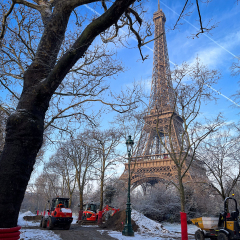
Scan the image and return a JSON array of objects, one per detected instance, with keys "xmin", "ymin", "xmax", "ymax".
[{"xmin": 122, "ymin": 135, "xmax": 134, "ymax": 236}]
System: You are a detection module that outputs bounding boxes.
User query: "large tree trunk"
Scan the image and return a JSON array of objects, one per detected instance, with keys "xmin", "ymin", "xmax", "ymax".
[{"xmin": 0, "ymin": 105, "xmax": 45, "ymax": 227}]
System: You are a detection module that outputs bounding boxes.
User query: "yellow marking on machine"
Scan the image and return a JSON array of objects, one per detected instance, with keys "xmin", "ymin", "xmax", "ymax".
[{"xmin": 226, "ymin": 221, "xmax": 234, "ymax": 231}]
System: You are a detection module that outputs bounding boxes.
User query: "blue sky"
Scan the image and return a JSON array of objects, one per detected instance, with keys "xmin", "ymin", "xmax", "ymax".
[
  {"xmin": 2, "ymin": 0, "xmax": 239, "ymax": 180},
  {"xmin": 104, "ymin": 0, "xmax": 240, "ymax": 127},
  {"xmin": 79, "ymin": 0, "xmax": 240, "ymax": 178},
  {"xmin": 42, "ymin": 0, "xmax": 240, "ymax": 178}
]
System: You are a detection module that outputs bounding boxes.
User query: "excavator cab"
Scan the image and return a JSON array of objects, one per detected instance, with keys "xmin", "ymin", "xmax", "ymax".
[
  {"xmin": 40, "ymin": 197, "xmax": 73, "ymax": 230},
  {"xmin": 51, "ymin": 198, "xmax": 69, "ymax": 211},
  {"xmin": 219, "ymin": 197, "xmax": 240, "ymax": 238}
]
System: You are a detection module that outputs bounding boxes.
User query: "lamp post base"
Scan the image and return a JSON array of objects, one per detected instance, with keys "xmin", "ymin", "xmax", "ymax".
[
  {"xmin": 122, "ymin": 225, "xmax": 134, "ymax": 236},
  {"xmin": 122, "ymin": 207, "xmax": 134, "ymax": 236}
]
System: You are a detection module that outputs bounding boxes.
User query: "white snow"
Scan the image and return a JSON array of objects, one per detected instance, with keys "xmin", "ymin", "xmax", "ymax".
[
  {"xmin": 162, "ymin": 222, "xmax": 198, "ymax": 234},
  {"xmin": 131, "ymin": 209, "xmax": 169, "ymax": 235},
  {"xmin": 72, "ymin": 214, "xmax": 78, "ymax": 223},
  {"xmin": 18, "ymin": 211, "xmax": 40, "ymax": 227},
  {"xmin": 101, "ymin": 230, "xmax": 165, "ymax": 240},
  {"xmin": 61, "ymin": 208, "xmax": 72, "ymax": 213},
  {"xmin": 18, "ymin": 211, "xmax": 62, "ymax": 239},
  {"xmin": 99, "ymin": 210, "xmax": 199, "ymax": 240},
  {"xmin": 20, "ymin": 229, "xmax": 62, "ymax": 240}
]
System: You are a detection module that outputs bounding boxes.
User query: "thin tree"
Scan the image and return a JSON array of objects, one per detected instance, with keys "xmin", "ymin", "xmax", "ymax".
[
  {"xmin": 58, "ymin": 136, "xmax": 97, "ymax": 212},
  {"xmin": 197, "ymin": 125, "xmax": 240, "ymax": 200},
  {"xmin": 44, "ymin": 153, "xmax": 76, "ymax": 207},
  {"xmin": 156, "ymin": 59, "xmax": 223, "ymax": 212},
  {"xmin": 85, "ymin": 128, "xmax": 123, "ymax": 212}
]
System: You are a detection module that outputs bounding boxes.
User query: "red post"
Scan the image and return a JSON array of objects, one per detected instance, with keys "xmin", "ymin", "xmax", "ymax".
[
  {"xmin": 98, "ymin": 211, "xmax": 103, "ymax": 225},
  {"xmin": 180, "ymin": 212, "xmax": 188, "ymax": 240},
  {"xmin": 37, "ymin": 210, "xmax": 39, "ymax": 216},
  {"xmin": 43, "ymin": 211, "xmax": 46, "ymax": 216}
]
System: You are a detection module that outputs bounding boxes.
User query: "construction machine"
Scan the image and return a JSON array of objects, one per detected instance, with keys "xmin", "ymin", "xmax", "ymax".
[
  {"xmin": 40, "ymin": 197, "xmax": 73, "ymax": 230},
  {"xmin": 80, "ymin": 202, "xmax": 119, "ymax": 224},
  {"xmin": 191, "ymin": 196, "xmax": 240, "ymax": 240}
]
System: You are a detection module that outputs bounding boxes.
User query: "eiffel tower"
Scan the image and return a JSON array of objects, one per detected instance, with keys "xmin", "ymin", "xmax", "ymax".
[{"xmin": 120, "ymin": 1, "xmax": 206, "ymax": 190}]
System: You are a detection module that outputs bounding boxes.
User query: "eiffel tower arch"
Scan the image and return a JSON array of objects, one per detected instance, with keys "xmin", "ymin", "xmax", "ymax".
[{"xmin": 119, "ymin": 2, "xmax": 206, "ymax": 191}]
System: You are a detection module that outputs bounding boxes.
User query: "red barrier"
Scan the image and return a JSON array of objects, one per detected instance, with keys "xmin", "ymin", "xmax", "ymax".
[
  {"xmin": 98, "ymin": 211, "xmax": 103, "ymax": 225},
  {"xmin": 37, "ymin": 210, "xmax": 39, "ymax": 215},
  {"xmin": 43, "ymin": 211, "xmax": 46, "ymax": 216},
  {"xmin": 180, "ymin": 212, "xmax": 188, "ymax": 240},
  {"xmin": 0, "ymin": 225, "xmax": 21, "ymax": 240}
]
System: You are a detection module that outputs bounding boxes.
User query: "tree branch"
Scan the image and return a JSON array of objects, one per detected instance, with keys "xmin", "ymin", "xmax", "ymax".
[{"xmin": 0, "ymin": 1, "xmax": 15, "ymax": 41}]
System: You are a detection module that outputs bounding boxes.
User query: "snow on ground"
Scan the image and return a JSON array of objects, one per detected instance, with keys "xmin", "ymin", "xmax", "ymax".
[
  {"xmin": 72, "ymin": 213, "xmax": 78, "ymax": 223},
  {"xmin": 162, "ymin": 222, "xmax": 198, "ymax": 235},
  {"xmin": 18, "ymin": 211, "xmax": 62, "ymax": 239},
  {"xmin": 18, "ymin": 210, "xmax": 199, "ymax": 239},
  {"xmin": 101, "ymin": 230, "xmax": 167, "ymax": 240},
  {"xmin": 131, "ymin": 209, "xmax": 169, "ymax": 235},
  {"xmin": 20, "ymin": 229, "xmax": 62, "ymax": 240},
  {"xmin": 18, "ymin": 211, "xmax": 39, "ymax": 227},
  {"xmin": 102, "ymin": 222, "xmax": 198, "ymax": 240},
  {"xmin": 100, "ymin": 210, "xmax": 199, "ymax": 240}
]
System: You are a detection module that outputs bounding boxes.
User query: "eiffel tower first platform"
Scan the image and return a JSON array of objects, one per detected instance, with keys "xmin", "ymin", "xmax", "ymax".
[{"xmin": 119, "ymin": 2, "xmax": 206, "ymax": 189}]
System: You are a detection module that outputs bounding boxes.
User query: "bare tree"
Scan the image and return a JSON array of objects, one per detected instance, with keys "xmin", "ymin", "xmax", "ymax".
[
  {"xmin": 155, "ymin": 59, "xmax": 223, "ymax": 213},
  {"xmin": 44, "ymin": 153, "xmax": 76, "ymax": 207},
  {"xmin": 32, "ymin": 172, "xmax": 62, "ymax": 212},
  {"xmin": 197, "ymin": 125, "xmax": 240, "ymax": 200},
  {"xmin": 56, "ymin": 135, "xmax": 97, "ymax": 212},
  {"xmin": 0, "ymin": 0, "xmax": 152, "ymax": 228},
  {"xmin": 85, "ymin": 128, "xmax": 123, "ymax": 211}
]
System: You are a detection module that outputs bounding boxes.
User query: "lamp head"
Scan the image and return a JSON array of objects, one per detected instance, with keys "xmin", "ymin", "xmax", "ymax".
[{"xmin": 126, "ymin": 135, "xmax": 134, "ymax": 152}]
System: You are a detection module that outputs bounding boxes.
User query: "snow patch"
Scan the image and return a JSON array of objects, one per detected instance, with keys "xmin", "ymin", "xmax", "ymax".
[
  {"xmin": 18, "ymin": 211, "xmax": 40, "ymax": 227},
  {"xmin": 61, "ymin": 208, "xmax": 72, "ymax": 213},
  {"xmin": 106, "ymin": 230, "xmax": 166, "ymax": 240},
  {"xmin": 131, "ymin": 209, "xmax": 169, "ymax": 235},
  {"xmin": 162, "ymin": 222, "xmax": 199, "ymax": 234},
  {"xmin": 20, "ymin": 211, "xmax": 35, "ymax": 217},
  {"xmin": 20, "ymin": 229, "xmax": 62, "ymax": 240}
]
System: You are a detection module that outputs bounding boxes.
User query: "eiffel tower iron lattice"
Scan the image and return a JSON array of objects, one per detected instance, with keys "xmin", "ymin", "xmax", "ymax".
[{"xmin": 120, "ymin": 3, "xmax": 206, "ymax": 189}]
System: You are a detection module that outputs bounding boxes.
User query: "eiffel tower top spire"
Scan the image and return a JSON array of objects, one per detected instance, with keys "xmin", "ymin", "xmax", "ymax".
[{"xmin": 150, "ymin": 4, "xmax": 174, "ymax": 114}]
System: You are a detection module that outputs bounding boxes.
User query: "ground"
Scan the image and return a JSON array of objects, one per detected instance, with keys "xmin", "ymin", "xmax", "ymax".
[{"xmin": 18, "ymin": 211, "xmax": 198, "ymax": 240}]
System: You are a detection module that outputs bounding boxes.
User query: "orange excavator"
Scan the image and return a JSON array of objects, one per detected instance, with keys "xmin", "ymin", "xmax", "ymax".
[
  {"xmin": 40, "ymin": 197, "xmax": 73, "ymax": 230},
  {"xmin": 81, "ymin": 202, "xmax": 119, "ymax": 223}
]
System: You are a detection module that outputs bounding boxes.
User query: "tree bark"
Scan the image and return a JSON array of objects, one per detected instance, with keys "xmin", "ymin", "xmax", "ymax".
[
  {"xmin": 178, "ymin": 170, "xmax": 185, "ymax": 213},
  {"xmin": 0, "ymin": 100, "xmax": 46, "ymax": 227}
]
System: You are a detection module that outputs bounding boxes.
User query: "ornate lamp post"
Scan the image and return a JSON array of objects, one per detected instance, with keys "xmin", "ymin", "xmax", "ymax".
[{"xmin": 122, "ymin": 135, "xmax": 134, "ymax": 236}]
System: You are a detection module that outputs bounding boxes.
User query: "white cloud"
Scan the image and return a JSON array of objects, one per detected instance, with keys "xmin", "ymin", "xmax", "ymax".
[{"xmin": 187, "ymin": 31, "xmax": 240, "ymax": 68}]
